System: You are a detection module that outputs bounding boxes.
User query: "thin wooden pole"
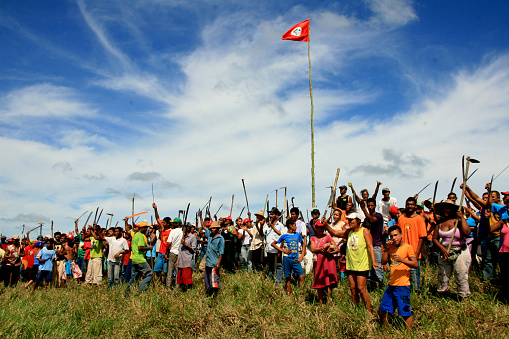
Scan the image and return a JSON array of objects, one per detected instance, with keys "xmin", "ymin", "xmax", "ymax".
[{"xmin": 308, "ymin": 24, "xmax": 315, "ymax": 208}]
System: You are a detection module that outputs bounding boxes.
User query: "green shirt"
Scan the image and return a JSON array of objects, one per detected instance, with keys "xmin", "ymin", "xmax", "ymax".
[
  {"xmin": 89, "ymin": 236, "xmax": 103, "ymax": 258},
  {"xmin": 131, "ymin": 232, "xmax": 147, "ymax": 265},
  {"xmin": 346, "ymin": 228, "xmax": 371, "ymax": 271}
]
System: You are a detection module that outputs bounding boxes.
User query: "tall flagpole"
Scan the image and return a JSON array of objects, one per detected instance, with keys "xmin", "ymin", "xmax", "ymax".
[{"xmin": 308, "ymin": 22, "xmax": 316, "ymax": 208}]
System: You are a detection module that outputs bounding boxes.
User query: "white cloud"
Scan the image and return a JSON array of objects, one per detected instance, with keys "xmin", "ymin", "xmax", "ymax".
[
  {"xmin": 367, "ymin": 0, "xmax": 418, "ymax": 26},
  {"xmin": 0, "ymin": 83, "xmax": 96, "ymax": 120}
]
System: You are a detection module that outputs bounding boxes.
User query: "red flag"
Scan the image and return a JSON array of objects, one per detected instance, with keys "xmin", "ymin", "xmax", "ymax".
[{"xmin": 282, "ymin": 19, "xmax": 309, "ymax": 42}]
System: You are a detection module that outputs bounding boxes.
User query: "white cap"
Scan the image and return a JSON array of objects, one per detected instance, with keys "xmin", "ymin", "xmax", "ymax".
[{"xmin": 346, "ymin": 212, "xmax": 361, "ymax": 220}]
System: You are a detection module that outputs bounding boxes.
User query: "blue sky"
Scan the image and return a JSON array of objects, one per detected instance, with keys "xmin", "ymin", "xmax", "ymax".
[{"xmin": 1, "ymin": 0, "xmax": 508, "ymax": 236}]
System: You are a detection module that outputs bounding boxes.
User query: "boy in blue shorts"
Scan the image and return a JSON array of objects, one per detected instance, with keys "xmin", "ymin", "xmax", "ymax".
[
  {"xmin": 380, "ymin": 225, "xmax": 418, "ymax": 329},
  {"xmin": 272, "ymin": 219, "xmax": 306, "ymax": 295}
]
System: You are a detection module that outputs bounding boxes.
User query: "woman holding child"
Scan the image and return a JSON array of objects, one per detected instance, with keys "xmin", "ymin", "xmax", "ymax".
[{"xmin": 310, "ymin": 220, "xmax": 339, "ymax": 304}]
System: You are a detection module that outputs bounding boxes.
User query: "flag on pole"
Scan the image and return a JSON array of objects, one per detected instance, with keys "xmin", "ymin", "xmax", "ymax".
[{"xmin": 281, "ymin": 19, "xmax": 310, "ymax": 42}]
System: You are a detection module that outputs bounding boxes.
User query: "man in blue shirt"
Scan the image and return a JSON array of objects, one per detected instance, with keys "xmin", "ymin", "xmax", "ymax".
[{"xmin": 204, "ymin": 221, "xmax": 224, "ymax": 296}]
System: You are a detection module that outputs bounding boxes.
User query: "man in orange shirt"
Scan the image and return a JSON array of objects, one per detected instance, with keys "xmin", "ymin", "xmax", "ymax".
[
  {"xmin": 380, "ymin": 225, "xmax": 418, "ymax": 329},
  {"xmin": 397, "ymin": 197, "xmax": 427, "ymax": 291}
]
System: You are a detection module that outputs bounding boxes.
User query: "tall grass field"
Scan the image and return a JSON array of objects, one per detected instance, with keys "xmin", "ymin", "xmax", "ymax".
[{"xmin": 0, "ymin": 264, "xmax": 507, "ymax": 338}]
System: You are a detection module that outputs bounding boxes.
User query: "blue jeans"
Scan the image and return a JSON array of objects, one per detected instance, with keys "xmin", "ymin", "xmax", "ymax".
[
  {"xmin": 410, "ymin": 259, "xmax": 421, "ymax": 291},
  {"xmin": 125, "ymin": 261, "xmax": 153, "ymax": 297},
  {"xmin": 122, "ymin": 259, "xmax": 132, "ymax": 283},
  {"xmin": 371, "ymin": 245, "xmax": 383, "ymax": 283},
  {"xmin": 107, "ymin": 261, "xmax": 122, "ymax": 289},
  {"xmin": 240, "ymin": 246, "xmax": 252, "ymax": 272},
  {"xmin": 482, "ymin": 236, "xmax": 500, "ymax": 280}
]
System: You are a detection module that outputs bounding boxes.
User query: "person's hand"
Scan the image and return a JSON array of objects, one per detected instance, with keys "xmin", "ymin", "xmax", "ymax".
[
  {"xmin": 485, "ymin": 182, "xmax": 491, "ymax": 191},
  {"xmin": 181, "ymin": 238, "xmax": 186, "ymax": 245},
  {"xmin": 359, "ymin": 201, "xmax": 366, "ymax": 209},
  {"xmin": 214, "ymin": 264, "xmax": 220, "ymax": 271},
  {"xmin": 296, "ymin": 257, "xmax": 303, "ymax": 263},
  {"xmin": 198, "ymin": 210, "xmax": 202, "ymax": 217},
  {"xmin": 124, "ymin": 217, "xmax": 128, "ymax": 221},
  {"xmin": 377, "ymin": 181, "xmax": 382, "ymax": 186},
  {"xmin": 75, "ymin": 219, "xmax": 78, "ymax": 224},
  {"xmin": 385, "ymin": 239, "xmax": 394, "ymax": 248},
  {"xmin": 391, "ymin": 253, "xmax": 402, "ymax": 262},
  {"xmin": 282, "ymin": 248, "xmax": 291, "ymax": 255},
  {"xmin": 153, "ymin": 203, "xmax": 157, "ymax": 209},
  {"xmin": 457, "ymin": 209, "xmax": 464, "ymax": 219},
  {"xmin": 373, "ymin": 263, "xmax": 383, "ymax": 270},
  {"xmin": 441, "ymin": 248, "xmax": 449, "ymax": 260},
  {"xmin": 114, "ymin": 253, "xmax": 120, "ymax": 259},
  {"xmin": 247, "ymin": 212, "xmax": 251, "ymax": 218}
]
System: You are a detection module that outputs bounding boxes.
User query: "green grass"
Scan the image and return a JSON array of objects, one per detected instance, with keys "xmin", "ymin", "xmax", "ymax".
[{"xmin": 0, "ymin": 264, "xmax": 508, "ymax": 339}]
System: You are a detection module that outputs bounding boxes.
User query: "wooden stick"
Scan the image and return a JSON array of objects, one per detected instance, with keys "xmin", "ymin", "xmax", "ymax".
[
  {"xmin": 230, "ymin": 194, "xmax": 234, "ymax": 216},
  {"xmin": 447, "ymin": 157, "xmax": 471, "ymax": 253},
  {"xmin": 242, "ymin": 179, "xmax": 250, "ymax": 215}
]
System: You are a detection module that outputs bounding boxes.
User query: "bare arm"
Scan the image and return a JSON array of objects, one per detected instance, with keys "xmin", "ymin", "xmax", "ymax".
[
  {"xmin": 372, "ymin": 181, "xmax": 381, "ymax": 200},
  {"xmin": 490, "ymin": 220, "xmax": 504, "ymax": 232},
  {"xmin": 350, "ymin": 184, "xmax": 362, "ymax": 204},
  {"xmin": 364, "ymin": 228, "xmax": 382, "ymax": 269}
]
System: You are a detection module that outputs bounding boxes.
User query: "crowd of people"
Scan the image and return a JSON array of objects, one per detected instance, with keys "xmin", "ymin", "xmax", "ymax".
[{"xmin": 0, "ymin": 181, "xmax": 507, "ymax": 329}]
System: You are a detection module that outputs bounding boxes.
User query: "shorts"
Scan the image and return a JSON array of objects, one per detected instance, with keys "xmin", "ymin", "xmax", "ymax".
[
  {"xmin": 345, "ymin": 270, "xmax": 369, "ymax": 277},
  {"xmin": 177, "ymin": 267, "xmax": 193, "ymax": 285},
  {"xmin": 379, "ymin": 285, "xmax": 412, "ymax": 317},
  {"xmin": 30, "ymin": 265, "xmax": 40, "ymax": 281},
  {"xmin": 283, "ymin": 256, "xmax": 304, "ymax": 278},
  {"xmin": 154, "ymin": 253, "xmax": 168, "ymax": 273},
  {"xmin": 65, "ymin": 260, "xmax": 72, "ymax": 276},
  {"xmin": 204, "ymin": 266, "xmax": 220, "ymax": 290},
  {"xmin": 35, "ymin": 270, "xmax": 52, "ymax": 283}
]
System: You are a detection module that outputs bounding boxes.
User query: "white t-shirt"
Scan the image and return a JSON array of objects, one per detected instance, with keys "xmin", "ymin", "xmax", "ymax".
[
  {"xmin": 264, "ymin": 221, "xmax": 285, "ymax": 254},
  {"xmin": 377, "ymin": 197, "xmax": 398, "ymax": 225},
  {"xmin": 104, "ymin": 236, "xmax": 129, "ymax": 263},
  {"xmin": 240, "ymin": 228, "xmax": 252, "ymax": 246},
  {"xmin": 167, "ymin": 227, "xmax": 183, "ymax": 255}
]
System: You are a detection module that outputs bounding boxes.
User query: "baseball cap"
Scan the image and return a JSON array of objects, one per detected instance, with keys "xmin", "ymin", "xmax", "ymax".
[{"xmin": 243, "ymin": 218, "xmax": 253, "ymax": 224}]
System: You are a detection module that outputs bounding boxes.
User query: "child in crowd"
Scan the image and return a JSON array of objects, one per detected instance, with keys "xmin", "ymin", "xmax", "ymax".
[
  {"xmin": 380, "ymin": 226, "xmax": 418, "ymax": 329},
  {"xmin": 271, "ymin": 219, "xmax": 306, "ymax": 295}
]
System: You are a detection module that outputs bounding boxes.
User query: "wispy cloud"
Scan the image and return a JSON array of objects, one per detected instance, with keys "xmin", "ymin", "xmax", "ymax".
[{"xmin": 0, "ymin": 83, "xmax": 96, "ymax": 120}]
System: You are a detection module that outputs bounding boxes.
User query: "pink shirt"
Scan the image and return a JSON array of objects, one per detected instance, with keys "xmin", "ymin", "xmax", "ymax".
[
  {"xmin": 500, "ymin": 223, "xmax": 509, "ymax": 253},
  {"xmin": 439, "ymin": 227, "xmax": 465, "ymax": 247}
]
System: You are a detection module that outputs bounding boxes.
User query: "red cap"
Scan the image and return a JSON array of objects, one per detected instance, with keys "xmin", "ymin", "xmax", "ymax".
[
  {"xmin": 206, "ymin": 221, "xmax": 212, "ymax": 227},
  {"xmin": 315, "ymin": 220, "xmax": 324, "ymax": 227},
  {"xmin": 502, "ymin": 191, "xmax": 509, "ymax": 195},
  {"xmin": 243, "ymin": 218, "xmax": 253, "ymax": 224},
  {"xmin": 224, "ymin": 216, "xmax": 232, "ymax": 221},
  {"xmin": 389, "ymin": 206, "xmax": 399, "ymax": 215}
]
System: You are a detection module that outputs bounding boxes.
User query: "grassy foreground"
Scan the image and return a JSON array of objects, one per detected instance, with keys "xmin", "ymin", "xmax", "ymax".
[{"xmin": 0, "ymin": 264, "xmax": 508, "ymax": 339}]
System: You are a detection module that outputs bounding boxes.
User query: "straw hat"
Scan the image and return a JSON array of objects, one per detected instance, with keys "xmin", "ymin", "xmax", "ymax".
[
  {"xmin": 434, "ymin": 199, "xmax": 459, "ymax": 216},
  {"xmin": 254, "ymin": 210, "xmax": 265, "ymax": 219}
]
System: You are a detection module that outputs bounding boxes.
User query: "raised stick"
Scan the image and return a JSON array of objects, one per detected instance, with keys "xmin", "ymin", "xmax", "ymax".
[
  {"xmin": 242, "ymin": 179, "xmax": 250, "ymax": 215},
  {"xmin": 447, "ymin": 156, "xmax": 479, "ymax": 252}
]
